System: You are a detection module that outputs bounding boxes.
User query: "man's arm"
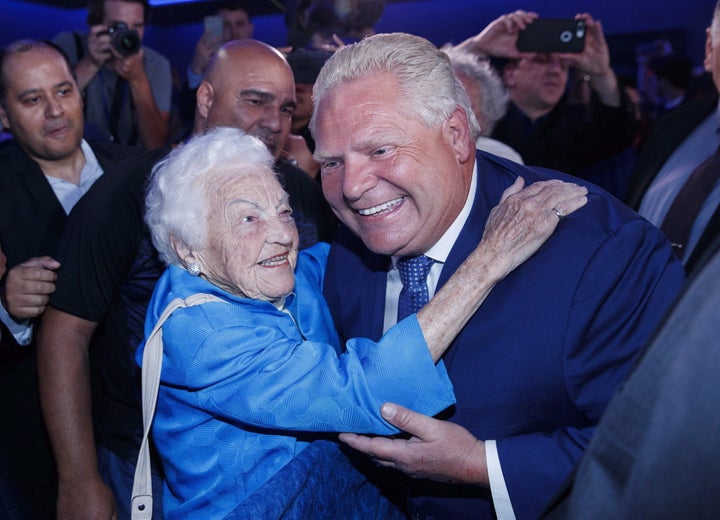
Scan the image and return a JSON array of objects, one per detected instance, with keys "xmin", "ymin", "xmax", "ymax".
[
  {"xmin": 73, "ymin": 26, "xmax": 113, "ymax": 90},
  {"xmin": 561, "ymin": 14, "xmax": 621, "ymax": 107},
  {"xmin": 0, "ymin": 256, "xmax": 60, "ymax": 345},
  {"xmin": 36, "ymin": 307, "xmax": 117, "ymax": 520},
  {"xmin": 419, "ymin": 178, "xmax": 587, "ymax": 361},
  {"xmin": 113, "ymin": 49, "xmax": 170, "ymax": 149}
]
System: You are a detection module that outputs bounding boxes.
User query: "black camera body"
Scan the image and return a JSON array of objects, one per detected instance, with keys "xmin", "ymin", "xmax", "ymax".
[
  {"xmin": 106, "ymin": 22, "xmax": 141, "ymax": 57},
  {"xmin": 516, "ymin": 19, "xmax": 586, "ymax": 54}
]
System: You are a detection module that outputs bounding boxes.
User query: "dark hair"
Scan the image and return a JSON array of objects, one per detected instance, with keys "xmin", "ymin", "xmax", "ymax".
[
  {"xmin": 217, "ymin": 1, "xmax": 251, "ymax": 14},
  {"xmin": 0, "ymin": 40, "xmax": 77, "ymax": 109},
  {"xmin": 86, "ymin": 0, "xmax": 151, "ymax": 26},
  {"xmin": 648, "ymin": 52, "xmax": 693, "ymax": 90}
]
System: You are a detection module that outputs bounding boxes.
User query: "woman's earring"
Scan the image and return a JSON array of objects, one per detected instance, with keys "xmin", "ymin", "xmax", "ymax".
[{"xmin": 188, "ymin": 262, "xmax": 201, "ymax": 276}]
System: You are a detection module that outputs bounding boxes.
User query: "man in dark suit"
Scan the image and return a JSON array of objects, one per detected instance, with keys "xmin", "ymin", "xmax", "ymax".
[
  {"xmin": 0, "ymin": 40, "xmax": 153, "ymax": 518},
  {"xmin": 311, "ymin": 33, "xmax": 685, "ymax": 519},
  {"xmin": 626, "ymin": 1, "xmax": 720, "ymax": 276},
  {"xmin": 542, "ymin": 236, "xmax": 720, "ymax": 519}
]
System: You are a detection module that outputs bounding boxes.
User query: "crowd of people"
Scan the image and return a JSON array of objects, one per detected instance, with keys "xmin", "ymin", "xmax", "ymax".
[{"xmin": 1, "ymin": 0, "xmax": 719, "ymax": 518}]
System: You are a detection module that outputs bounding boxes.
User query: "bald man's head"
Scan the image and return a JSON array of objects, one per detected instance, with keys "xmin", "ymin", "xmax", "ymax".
[{"xmin": 194, "ymin": 39, "xmax": 296, "ymax": 160}]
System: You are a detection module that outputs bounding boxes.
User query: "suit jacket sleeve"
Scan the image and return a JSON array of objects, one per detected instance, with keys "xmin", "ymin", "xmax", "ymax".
[{"xmin": 497, "ymin": 218, "xmax": 684, "ymax": 519}]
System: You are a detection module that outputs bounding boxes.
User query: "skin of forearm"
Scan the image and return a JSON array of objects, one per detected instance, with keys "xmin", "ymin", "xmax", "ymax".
[
  {"xmin": 128, "ymin": 75, "xmax": 169, "ymax": 149},
  {"xmin": 418, "ymin": 243, "xmax": 508, "ymax": 362},
  {"xmin": 74, "ymin": 57, "xmax": 102, "ymax": 91},
  {"xmin": 36, "ymin": 307, "xmax": 102, "ymax": 483},
  {"xmin": 589, "ymin": 69, "xmax": 621, "ymax": 107}
]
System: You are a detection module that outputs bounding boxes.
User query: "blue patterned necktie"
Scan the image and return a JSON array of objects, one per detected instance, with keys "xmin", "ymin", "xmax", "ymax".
[{"xmin": 397, "ymin": 255, "xmax": 435, "ymax": 321}]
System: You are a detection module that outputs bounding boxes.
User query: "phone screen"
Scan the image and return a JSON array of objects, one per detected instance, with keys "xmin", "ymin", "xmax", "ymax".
[
  {"xmin": 516, "ymin": 19, "xmax": 586, "ymax": 54},
  {"xmin": 204, "ymin": 15, "xmax": 223, "ymax": 40}
]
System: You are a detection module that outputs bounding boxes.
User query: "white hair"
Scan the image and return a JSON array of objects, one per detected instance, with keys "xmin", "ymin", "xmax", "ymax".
[
  {"xmin": 442, "ymin": 45, "xmax": 509, "ymax": 135},
  {"xmin": 145, "ymin": 126, "xmax": 275, "ymax": 266},
  {"xmin": 309, "ymin": 32, "xmax": 480, "ymax": 140}
]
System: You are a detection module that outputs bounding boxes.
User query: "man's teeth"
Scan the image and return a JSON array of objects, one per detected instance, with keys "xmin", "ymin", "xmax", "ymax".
[
  {"xmin": 259, "ymin": 255, "xmax": 287, "ymax": 266},
  {"xmin": 358, "ymin": 198, "xmax": 403, "ymax": 216}
]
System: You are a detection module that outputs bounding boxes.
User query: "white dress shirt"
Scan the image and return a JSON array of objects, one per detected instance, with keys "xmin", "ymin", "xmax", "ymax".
[{"xmin": 382, "ymin": 161, "xmax": 516, "ymax": 520}]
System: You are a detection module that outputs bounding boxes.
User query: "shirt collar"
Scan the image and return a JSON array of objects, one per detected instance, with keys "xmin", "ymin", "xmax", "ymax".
[{"xmin": 392, "ymin": 159, "xmax": 478, "ymax": 267}]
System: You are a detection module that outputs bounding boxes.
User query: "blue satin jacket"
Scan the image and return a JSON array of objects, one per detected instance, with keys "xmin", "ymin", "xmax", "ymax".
[{"xmin": 136, "ymin": 243, "xmax": 455, "ymax": 518}]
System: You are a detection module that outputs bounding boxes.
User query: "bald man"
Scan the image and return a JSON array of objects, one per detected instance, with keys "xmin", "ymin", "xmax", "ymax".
[{"xmin": 194, "ymin": 39, "xmax": 335, "ymax": 248}]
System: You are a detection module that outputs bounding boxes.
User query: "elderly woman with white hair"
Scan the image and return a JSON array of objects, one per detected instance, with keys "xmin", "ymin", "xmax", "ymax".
[{"xmin": 134, "ymin": 126, "xmax": 587, "ymax": 518}]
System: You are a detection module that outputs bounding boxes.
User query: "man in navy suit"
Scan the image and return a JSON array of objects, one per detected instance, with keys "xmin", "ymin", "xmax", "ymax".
[
  {"xmin": 311, "ymin": 33, "xmax": 685, "ymax": 519},
  {"xmin": 626, "ymin": 1, "xmax": 720, "ymax": 277}
]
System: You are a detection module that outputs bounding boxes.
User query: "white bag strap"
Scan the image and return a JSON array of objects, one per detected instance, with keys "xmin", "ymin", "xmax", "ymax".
[{"xmin": 131, "ymin": 293, "xmax": 225, "ymax": 519}]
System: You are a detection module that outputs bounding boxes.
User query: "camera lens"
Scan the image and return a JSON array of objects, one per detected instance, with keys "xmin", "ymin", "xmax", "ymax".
[
  {"xmin": 116, "ymin": 32, "xmax": 141, "ymax": 55},
  {"xmin": 107, "ymin": 22, "xmax": 141, "ymax": 57}
]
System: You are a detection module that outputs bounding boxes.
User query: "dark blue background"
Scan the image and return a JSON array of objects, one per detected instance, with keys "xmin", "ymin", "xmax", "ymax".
[{"xmin": 1, "ymin": 0, "xmax": 715, "ymax": 86}]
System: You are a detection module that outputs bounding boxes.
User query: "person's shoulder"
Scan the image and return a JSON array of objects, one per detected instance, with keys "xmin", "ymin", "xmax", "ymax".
[
  {"xmin": 481, "ymin": 151, "xmax": 648, "ymax": 235},
  {"xmin": 141, "ymin": 45, "xmax": 171, "ymax": 67},
  {"xmin": 652, "ymin": 95, "xmax": 717, "ymax": 135},
  {"xmin": 0, "ymin": 140, "xmax": 35, "ymax": 178},
  {"xmin": 90, "ymin": 140, "xmax": 167, "ymax": 168},
  {"xmin": 76, "ymin": 143, "xmax": 167, "ymax": 216}
]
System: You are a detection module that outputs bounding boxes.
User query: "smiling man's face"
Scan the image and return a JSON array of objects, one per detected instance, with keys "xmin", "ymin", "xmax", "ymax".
[
  {"xmin": 0, "ymin": 46, "xmax": 84, "ymax": 164},
  {"xmin": 314, "ymin": 71, "xmax": 471, "ymax": 257}
]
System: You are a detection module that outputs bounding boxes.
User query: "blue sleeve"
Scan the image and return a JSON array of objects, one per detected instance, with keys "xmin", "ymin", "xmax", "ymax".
[
  {"xmin": 161, "ymin": 301, "xmax": 454, "ymax": 436},
  {"xmin": 497, "ymin": 219, "xmax": 685, "ymax": 519}
]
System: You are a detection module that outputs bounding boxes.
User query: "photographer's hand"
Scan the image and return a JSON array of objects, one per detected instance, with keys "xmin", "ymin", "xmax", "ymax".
[
  {"xmin": 112, "ymin": 47, "xmax": 170, "ymax": 149},
  {"xmin": 559, "ymin": 13, "xmax": 621, "ymax": 107},
  {"xmin": 456, "ymin": 10, "xmax": 538, "ymax": 58},
  {"xmin": 75, "ymin": 24, "xmax": 111, "ymax": 89},
  {"xmin": 111, "ymin": 47, "xmax": 145, "ymax": 83}
]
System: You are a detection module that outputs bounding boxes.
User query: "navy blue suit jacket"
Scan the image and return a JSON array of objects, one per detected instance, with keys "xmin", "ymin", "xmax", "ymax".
[
  {"xmin": 323, "ymin": 152, "xmax": 685, "ymax": 519},
  {"xmin": 543, "ymin": 236, "xmax": 720, "ymax": 519}
]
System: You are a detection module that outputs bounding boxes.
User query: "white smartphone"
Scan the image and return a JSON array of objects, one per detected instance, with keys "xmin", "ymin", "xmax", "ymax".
[{"xmin": 204, "ymin": 15, "xmax": 223, "ymax": 40}]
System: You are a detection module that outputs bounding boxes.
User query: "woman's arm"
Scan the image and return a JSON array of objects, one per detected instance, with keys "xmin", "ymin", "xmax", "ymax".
[{"xmin": 418, "ymin": 178, "xmax": 587, "ymax": 361}]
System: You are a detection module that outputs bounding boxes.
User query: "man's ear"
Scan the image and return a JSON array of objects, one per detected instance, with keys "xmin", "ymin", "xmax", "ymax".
[
  {"xmin": 0, "ymin": 105, "xmax": 11, "ymax": 131},
  {"xmin": 704, "ymin": 27, "xmax": 714, "ymax": 73},
  {"xmin": 196, "ymin": 81, "xmax": 214, "ymax": 120},
  {"xmin": 444, "ymin": 106, "xmax": 474, "ymax": 164}
]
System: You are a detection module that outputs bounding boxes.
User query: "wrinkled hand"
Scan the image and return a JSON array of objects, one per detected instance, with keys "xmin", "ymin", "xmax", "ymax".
[
  {"xmin": 282, "ymin": 134, "xmax": 319, "ymax": 178},
  {"xmin": 460, "ymin": 10, "xmax": 538, "ymax": 58},
  {"xmin": 480, "ymin": 177, "xmax": 588, "ymax": 278},
  {"xmin": 57, "ymin": 476, "xmax": 117, "ymax": 520},
  {"xmin": 190, "ymin": 32, "xmax": 221, "ymax": 76},
  {"xmin": 86, "ymin": 24, "xmax": 113, "ymax": 67},
  {"xmin": 339, "ymin": 403, "xmax": 488, "ymax": 485},
  {"xmin": 111, "ymin": 48, "xmax": 146, "ymax": 84},
  {"xmin": 559, "ymin": 14, "xmax": 612, "ymax": 77},
  {"xmin": 2, "ymin": 256, "xmax": 60, "ymax": 320}
]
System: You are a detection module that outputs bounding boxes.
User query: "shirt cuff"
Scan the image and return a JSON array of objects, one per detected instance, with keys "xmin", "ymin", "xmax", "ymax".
[
  {"xmin": 0, "ymin": 303, "xmax": 33, "ymax": 346},
  {"xmin": 486, "ymin": 439, "xmax": 516, "ymax": 520}
]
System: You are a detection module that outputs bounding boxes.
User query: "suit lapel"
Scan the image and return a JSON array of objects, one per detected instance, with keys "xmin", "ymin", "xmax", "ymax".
[{"xmin": 627, "ymin": 96, "xmax": 718, "ymax": 209}]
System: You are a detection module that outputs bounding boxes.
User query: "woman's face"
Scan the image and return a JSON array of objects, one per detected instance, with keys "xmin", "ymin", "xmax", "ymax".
[{"xmin": 195, "ymin": 166, "xmax": 299, "ymax": 302}]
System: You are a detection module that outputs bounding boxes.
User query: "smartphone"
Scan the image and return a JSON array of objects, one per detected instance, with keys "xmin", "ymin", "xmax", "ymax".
[
  {"xmin": 516, "ymin": 19, "xmax": 586, "ymax": 54},
  {"xmin": 204, "ymin": 15, "xmax": 223, "ymax": 40}
]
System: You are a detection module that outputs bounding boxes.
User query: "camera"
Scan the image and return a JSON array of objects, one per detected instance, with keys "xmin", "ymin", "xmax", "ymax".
[
  {"xmin": 516, "ymin": 19, "xmax": 586, "ymax": 54},
  {"xmin": 105, "ymin": 22, "xmax": 141, "ymax": 57}
]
